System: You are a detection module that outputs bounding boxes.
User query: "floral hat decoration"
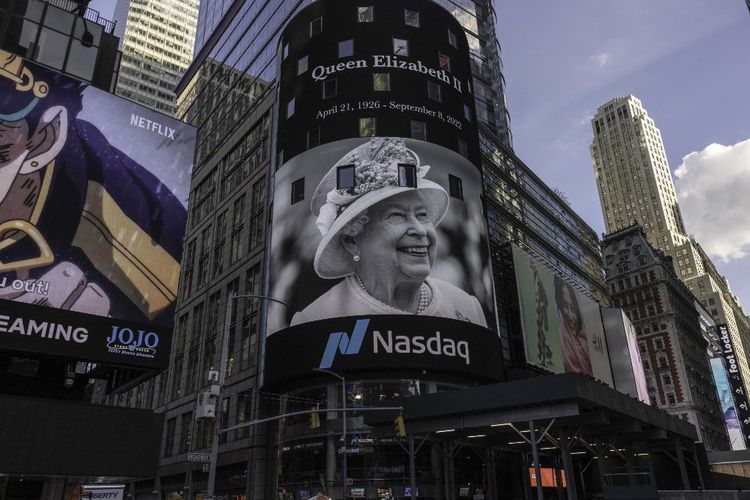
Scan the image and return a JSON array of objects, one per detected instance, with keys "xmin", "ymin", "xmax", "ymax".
[{"xmin": 311, "ymin": 137, "xmax": 449, "ymax": 279}]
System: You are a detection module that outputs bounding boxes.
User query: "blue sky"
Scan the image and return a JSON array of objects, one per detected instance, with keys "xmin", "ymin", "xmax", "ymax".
[
  {"xmin": 91, "ymin": 0, "xmax": 750, "ymax": 311},
  {"xmin": 498, "ymin": 1, "xmax": 750, "ymax": 311}
]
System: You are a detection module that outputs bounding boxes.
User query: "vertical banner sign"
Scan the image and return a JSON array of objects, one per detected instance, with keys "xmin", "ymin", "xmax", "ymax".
[
  {"xmin": 0, "ymin": 51, "xmax": 195, "ymax": 369},
  {"xmin": 264, "ymin": 0, "xmax": 501, "ymax": 387},
  {"xmin": 717, "ymin": 323, "xmax": 750, "ymax": 447},
  {"xmin": 601, "ymin": 307, "xmax": 649, "ymax": 403},
  {"xmin": 710, "ymin": 357, "xmax": 747, "ymax": 450}
]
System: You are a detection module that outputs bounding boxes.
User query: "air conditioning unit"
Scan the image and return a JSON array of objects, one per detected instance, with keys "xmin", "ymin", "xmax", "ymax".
[
  {"xmin": 207, "ymin": 370, "xmax": 219, "ymax": 383},
  {"xmin": 207, "ymin": 383, "xmax": 220, "ymax": 396},
  {"xmin": 196, "ymin": 391, "xmax": 216, "ymax": 419}
]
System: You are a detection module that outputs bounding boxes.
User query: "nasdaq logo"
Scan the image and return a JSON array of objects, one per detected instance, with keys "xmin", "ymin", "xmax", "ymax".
[{"xmin": 319, "ymin": 319, "xmax": 370, "ymax": 369}]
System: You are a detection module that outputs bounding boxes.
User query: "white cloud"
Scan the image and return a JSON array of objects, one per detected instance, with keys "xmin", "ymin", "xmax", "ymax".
[
  {"xmin": 674, "ymin": 139, "xmax": 750, "ymax": 261},
  {"xmin": 586, "ymin": 52, "xmax": 611, "ymax": 70}
]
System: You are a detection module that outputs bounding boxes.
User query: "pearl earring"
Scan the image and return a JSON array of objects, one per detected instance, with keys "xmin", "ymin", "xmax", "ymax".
[{"xmin": 353, "ymin": 255, "xmax": 360, "ymax": 262}]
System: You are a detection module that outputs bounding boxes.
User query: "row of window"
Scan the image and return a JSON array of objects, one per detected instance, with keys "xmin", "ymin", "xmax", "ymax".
[
  {"xmin": 312, "ymin": 73, "xmax": 448, "ymax": 104},
  {"xmin": 289, "ymin": 172, "xmax": 464, "ymax": 206},
  {"xmin": 296, "ymin": 7, "xmax": 459, "ymax": 48},
  {"xmin": 296, "ymin": 118, "xmax": 469, "ymax": 156}
]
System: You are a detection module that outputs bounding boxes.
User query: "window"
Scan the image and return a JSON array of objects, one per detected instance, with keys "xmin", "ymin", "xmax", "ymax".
[
  {"xmin": 323, "ymin": 78, "xmax": 337, "ymax": 98},
  {"xmin": 229, "ymin": 194, "xmax": 245, "ymax": 264},
  {"xmin": 310, "ymin": 17, "xmax": 323, "ymax": 37},
  {"xmin": 393, "ymin": 37, "xmax": 409, "ymax": 56},
  {"xmin": 291, "ymin": 178, "xmax": 305, "ymax": 204},
  {"xmin": 404, "ymin": 9, "xmax": 420, "ymax": 27},
  {"xmin": 179, "ymin": 411, "xmax": 193, "ymax": 453},
  {"xmin": 163, "ymin": 418, "xmax": 176, "ymax": 458},
  {"xmin": 398, "ymin": 164, "xmax": 417, "ymax": 188},
  {"xmin": 282, "ymin": 42, "xmax": 289, "ymax": 59},
  {"xmin": 449, "ymin": 175, "xmax": 463, "ymax": 201},
  {"xmin": 667, "ymin": 393, "xmax": 676, "ymax": 405},
  {"xmin": 339, "ymin": 39, "xmax": 353, "ymax": 58},
  {"xmin": 286, "ymin": 97, "xmax": 295, "ymax": 118},
  {"xmin": 236, "ymin": 390, "xmax": 253, "ymax": 439},
  {"xmin": 663, "ymin": 373, "xmax": 672, "ymax": 386},
  {"xmin": 438, "ymin": 53, "xmax": 451, "ymax": 71},
  {"xmin": 410, "ymin": 120, "xmax": 426, "ymax": 141},
  {"xmin": 307, "ymin": 128, "xmax": 320, "ymax": 149},
  {"xmin": 448, "ymin": 29, "xmax": 457, "ymax": 47},
  {"xmin": 658, "ymin": 356, "xmax": 668, "ymax": 370},
  {"xmin": 337, "ymin": 165, "xmax": 355, "ymax": 190},
  {"xmin": 359, "ymin": 117, "xmax": 376, "ymax": 137},
  {"xmin": 297, "ymin": 55, "xmax": 308, "ymax": 75},
  {"xmin": 464, "ymin": 104, "xmax": 472, "ymax": 121},
  {"xmin": 458, "ymin": 138, "xmax": 467, "ymax": 157},
  {"xmin": 373, "ymin": 72, "xmax": 390, "ymax": 91},
  {"xmin": 427, "ymin": 81, "xmax": 441, "ymax": 102},
  {"xmin": 358, "ymin": 6, "xmax": 374, "ymax": 22}
]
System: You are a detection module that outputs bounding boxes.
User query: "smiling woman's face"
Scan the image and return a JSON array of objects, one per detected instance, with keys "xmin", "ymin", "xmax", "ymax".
[{"xmin": 354, "ymin": 190, "xmax": 437, "ymax": 282}]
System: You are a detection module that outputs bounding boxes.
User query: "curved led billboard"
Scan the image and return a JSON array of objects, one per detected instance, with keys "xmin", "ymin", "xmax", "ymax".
[
  {"xmin": 265, "ymin": 0, "xmax": 499, "ymax": 386},
  {"xmin": 0, "ymin": 51, "xmax": 195, "ymax": 369}
]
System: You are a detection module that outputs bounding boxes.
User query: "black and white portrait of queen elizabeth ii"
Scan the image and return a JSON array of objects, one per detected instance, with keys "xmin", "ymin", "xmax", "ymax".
[{"xmin": 268, "ymin": 137, "xmax": 494, "ymax": 333}]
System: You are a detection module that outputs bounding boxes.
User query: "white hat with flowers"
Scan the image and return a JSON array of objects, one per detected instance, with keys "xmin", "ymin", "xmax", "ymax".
[{"xmin": 311, "ymin": 138, "xmax": 449, "ymax": 279}]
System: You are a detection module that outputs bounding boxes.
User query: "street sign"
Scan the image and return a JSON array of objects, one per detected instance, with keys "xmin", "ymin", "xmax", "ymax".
[{"xmin": 187, "ymin": 452, "xmax": 211, "ymax": 462}]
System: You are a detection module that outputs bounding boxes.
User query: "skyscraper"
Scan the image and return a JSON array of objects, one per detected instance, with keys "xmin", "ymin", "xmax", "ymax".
[
  {"xmin": 591, "ymin": 96, "xmax": 688, "ymax": 249},
  {"xmin": 106, "ymin": 2, "xmax": 609, "ymax": 497},
  {"xmin": 591, "ymin": 95, "xmax": 750, "ymax": 399},
  {"xmin": 113, "ymin": 0, "xmax": 199, "ymax": 114}
]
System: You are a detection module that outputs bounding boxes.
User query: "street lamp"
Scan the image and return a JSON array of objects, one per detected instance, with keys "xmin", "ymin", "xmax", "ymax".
[
  {"xmin": 313, "ymin": 367, "xmax": 347, "ymax": 500},
  {"xmin": 206, "ymin": 293, "xmax": 288, "ymax": 499}
]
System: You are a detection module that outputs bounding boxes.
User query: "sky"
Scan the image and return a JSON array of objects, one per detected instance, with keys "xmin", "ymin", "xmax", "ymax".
[
  {"xmin": 89, "ymin": 0, "xmax": 750, "ymax": 311},
  {"xmin": 497, "ymin": 0, "xmax": 750, "ymax": 312}
]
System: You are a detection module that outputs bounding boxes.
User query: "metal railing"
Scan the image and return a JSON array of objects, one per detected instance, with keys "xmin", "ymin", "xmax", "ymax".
[{"xmin": 43, "ymin": 0, "xmax": 117, "ymax": 33}]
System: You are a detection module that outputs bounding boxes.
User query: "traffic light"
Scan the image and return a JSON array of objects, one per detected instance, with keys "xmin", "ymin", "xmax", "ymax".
[
  {"xmin": 395, "ymin": 415, "xmax": 406, "ymax": 438},
  {"xmin": 310, "ymin": 406, "xmax": 320, "ymax": 429}
]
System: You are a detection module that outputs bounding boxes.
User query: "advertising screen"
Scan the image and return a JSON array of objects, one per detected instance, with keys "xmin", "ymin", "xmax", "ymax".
[
  {"xmin": 0, "ymin": 51, "xmax": 195, "ymax": 369},
  {"xmin": 512, "ymin": 244, "xmax": 613, "ymax": 385},
  {"xmin": 265, "ymin": 0, "xmax": 500, "ymax": 385},
  {"xmin": 602, "ymin": 308, "xmax": 649, "ymax": 403},
  {"xmin": 716, "ymin": 324, "xmax": 750, "ymax": 448},
  {"xmin": 267, "ymin": 138, "xmax": 495, "ymax": 332},
  {"xmin": 710, "ymin": 357, "xmax": 746, "ymax": 450},
  {"xmin": 528, "ymin": 468, "xmax": 567, "ymax": 488}
]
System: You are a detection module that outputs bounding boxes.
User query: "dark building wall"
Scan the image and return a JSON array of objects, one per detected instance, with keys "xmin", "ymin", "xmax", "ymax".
[{"xmin": 0, "ymin": 394, "xmax": 162, "ymax": 477}]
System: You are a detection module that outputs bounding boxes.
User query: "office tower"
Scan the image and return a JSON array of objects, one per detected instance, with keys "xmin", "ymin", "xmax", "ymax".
[
  {"xmin": 0, "ymin": 0, "xmax": 120, "ymax": 90},
  {"xmin": 113, "ymin": 0, "xmax": 199, "ymax": 114},
  {"xmin": 107, "ymin": 1, "xmax": 607, "ymax": 497},
  {"xmin": 591, "ymin": 95, "xmax": 750, "ymax": 400},
  {"xmin": 602, "ymin": 225, "xmax": 728, "ymax": 450}
]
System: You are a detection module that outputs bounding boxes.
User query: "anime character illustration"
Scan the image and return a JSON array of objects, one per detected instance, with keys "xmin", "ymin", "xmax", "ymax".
[
  {"xmin": 289, "ymin": 138, "xmax": 486, "ymax": 327},
  {"xmin": 0, "ymin": 50, "xmax": 187, "ymax": 327}
]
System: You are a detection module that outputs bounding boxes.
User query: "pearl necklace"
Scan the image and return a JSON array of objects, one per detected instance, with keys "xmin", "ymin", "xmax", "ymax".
[{"xmin": 353, "ymin": 274, "xmax": 429, "ymax": 313}]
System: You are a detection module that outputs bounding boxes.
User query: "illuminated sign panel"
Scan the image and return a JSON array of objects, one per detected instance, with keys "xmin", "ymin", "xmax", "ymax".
[
  {"xmin": 716, "ymin": 323, "xmax": 750, "ymax": 448},
  {"xmin": 512, "ymin": 244, "xmax": 614, "ymax": 386},
  {"xmin": 0, "ymin": 51, "xmax": 195, "ymax": 369}
]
